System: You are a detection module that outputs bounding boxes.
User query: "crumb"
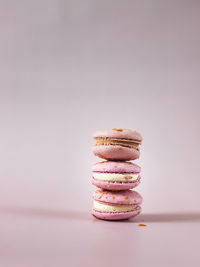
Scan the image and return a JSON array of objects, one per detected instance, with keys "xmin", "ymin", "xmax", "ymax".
[
  {"xmin": 112, "ymin": 128, "xmax": 123, "ymax": 132},
  {"xmin": 138, "ymin": 224, "xmax": 147, "ymax": 227}
]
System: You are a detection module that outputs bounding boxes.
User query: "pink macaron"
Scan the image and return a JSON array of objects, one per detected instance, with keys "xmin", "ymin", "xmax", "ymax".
[
  {"xmin": 92, "ymin": 189, "xmax": 142, "ymax": 220},
  {"xmin": 91, "ymin": 161, "xmax": 141, "ymax": 191},
  {"xmin": 93, "ymin": 128, "xmax": 143, "ymax": 161}
]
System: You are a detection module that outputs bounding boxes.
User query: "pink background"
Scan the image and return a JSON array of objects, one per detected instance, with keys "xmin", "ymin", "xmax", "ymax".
[{"xmin": 0, "ymin": 1, "xmax": 200, "ymax": 266}]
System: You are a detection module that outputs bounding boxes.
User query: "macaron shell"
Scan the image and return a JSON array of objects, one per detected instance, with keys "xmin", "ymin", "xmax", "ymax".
[
  {"xmin": 92, "ymin": 206, "xmax": 141, "ymax": 220},
  {"xmin": 93, "ymin": 145, "xmax": 140, "ymax": 161},
  {"xmin": 92, "ymin": 161, "xmax": 141, "ymax": 173},
  {"xmin": 94, "ymin": 129, "xmax": 143, "ymax": 142},
  {"xmin": 93, "ymin": 189, "xmax": 143, "ymax": 205},
  {"xmin": 91, "ymin": 176, "xmax": 141, "ymax": 191}
]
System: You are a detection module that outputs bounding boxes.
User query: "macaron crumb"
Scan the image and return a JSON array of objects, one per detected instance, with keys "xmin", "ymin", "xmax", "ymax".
[
  {"xmin": 138, "ymin": 224, "xmax": 147, "ymax": 227},
  {"xmin": 112, "ymin": 128, "xmax": 123, "ymax": 132}
]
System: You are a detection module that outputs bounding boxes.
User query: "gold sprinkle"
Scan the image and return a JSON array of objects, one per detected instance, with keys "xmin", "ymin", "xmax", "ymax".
[
  {"xmin": 138, "ymin": 224, "xmax": 147, "ymax": 227},
  {"xmin": 112, "ymin": 128, "xmax": 123, "ymax": 132}
]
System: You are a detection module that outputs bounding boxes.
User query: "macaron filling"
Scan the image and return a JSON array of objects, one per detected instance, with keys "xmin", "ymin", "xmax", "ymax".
[
  {"xmin": 95, "ymin": 138, "xmax": 140, "ymax": 149},
  {"xmin": 93, "ymin": 200, "xmax": 138, "ymax": 213},
  {"xmin": 92, "ymin": 172, "xmax": 139, "ymax": 182}
]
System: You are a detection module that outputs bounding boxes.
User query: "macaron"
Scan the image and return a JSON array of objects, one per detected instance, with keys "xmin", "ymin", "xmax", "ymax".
[
  {"xmin": 93, "ymin": 128, "xmax": 142, "ymax": 161},
  {"xmin": 91, "ymin": 161, "xmax": 141, "ymax": 191},
  {"xmin": 92, "ymin": 189, "xmax": 142, "ymax": 220}
]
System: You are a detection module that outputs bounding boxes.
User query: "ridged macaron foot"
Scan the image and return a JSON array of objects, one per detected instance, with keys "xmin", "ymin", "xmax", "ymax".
[
  {"xmin": 93, "ymin": 128, "xmax": 143, "ymax": 161},
  {"xmin": 91, "ymin": 161, "xmax": 141, "ymax": 191},
  {"xmin": 92, "ymin": 189, "xmax": 142, "ymax": 221}
]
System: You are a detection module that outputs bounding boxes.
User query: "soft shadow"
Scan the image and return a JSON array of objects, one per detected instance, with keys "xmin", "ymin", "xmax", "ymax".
[
  {"xmin": 130, "ymin": 212, "xmax": 200, "ymax": 223},
  {"xmin": 1, "ymin": 207, "xmax": 200, "ymax": 223},
  {"xmin": 0, "ymin": 205, "xmax": 89, "ymax": 220}
]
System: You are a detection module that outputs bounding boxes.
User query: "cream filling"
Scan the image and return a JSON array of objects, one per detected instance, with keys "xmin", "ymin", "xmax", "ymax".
[
  {"xmin": 93, "ymin": 200, "xmax": 137, "ymax": 212},
  {"xmin": 95, "ymin": 138, "xmax": 141, "ymax": 148},
  {"xmin": 92, "ymin": 172, "xmax": 139, "ymax": 182}
]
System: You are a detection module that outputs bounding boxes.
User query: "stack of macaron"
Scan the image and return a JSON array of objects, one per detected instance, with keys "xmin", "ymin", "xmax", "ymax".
[{"xmin": 91, "ymin": 128, "xmax": 143, "ymax": 220}]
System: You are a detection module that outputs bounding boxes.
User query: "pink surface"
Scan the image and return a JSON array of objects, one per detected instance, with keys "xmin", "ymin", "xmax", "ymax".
[
  {"xmin": 92, "ymin": 161, "xmax": 141, "ymax": 173},
  {"xmin": 1, "ymin": 209, "xmax": 200, "ymax": 267},
  {"xmin": 94, "ymin": 128, "xmax": 143, "ymax": 141},
  {"xmin": 93, "ymin": 189, "xmax": 143, "ymax": 205},
  {"xmin": 92, "ymin": 206, "xmax": 141, "ymax": 220},
  {"xmin": 91, "ymin": 176, "xmax": 141, "ymax": 190},
  {"xmin": 93, "ymin": 145, "xmax": 140, "ymax": 160}
]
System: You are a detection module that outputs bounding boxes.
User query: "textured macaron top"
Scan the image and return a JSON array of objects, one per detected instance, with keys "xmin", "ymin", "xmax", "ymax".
[
  {"xmin": 92, "ymin": 161, "xmax": 141, "ymax": 173},
  {"xmin": 93, "ymin": 128, "xmax": 143, "ymax": 142},
  {"xmin": 93, "ymin": 189, "xmax": 143, "ymax": 205}
]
